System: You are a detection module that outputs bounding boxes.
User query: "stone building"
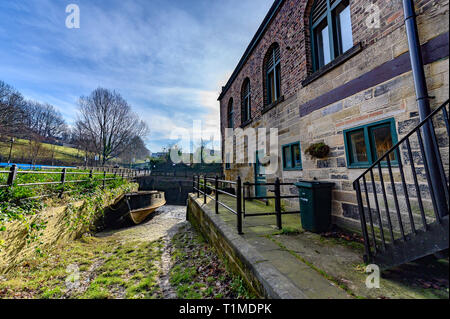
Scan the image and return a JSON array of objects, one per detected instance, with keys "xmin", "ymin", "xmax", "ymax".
[{"xmin": 218, "ymin": 0, "xmax": 449, "ymax": 230}]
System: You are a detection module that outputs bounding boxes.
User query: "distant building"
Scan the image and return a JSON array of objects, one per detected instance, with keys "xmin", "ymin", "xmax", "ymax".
[{"xmin": 150, "ymin": 152, "xmax": 168, "ymax": 159}]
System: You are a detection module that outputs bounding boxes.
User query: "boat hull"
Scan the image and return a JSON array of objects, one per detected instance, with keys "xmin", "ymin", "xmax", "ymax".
[{"xmin": 102, "ymin": 191, "xmax": 166, "ymax": 228}]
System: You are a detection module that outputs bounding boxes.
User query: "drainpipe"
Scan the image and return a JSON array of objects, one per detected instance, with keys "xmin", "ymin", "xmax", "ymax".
[{"xmin": 403, "ymin": 0, "xmax": 448, "ymax": 218}]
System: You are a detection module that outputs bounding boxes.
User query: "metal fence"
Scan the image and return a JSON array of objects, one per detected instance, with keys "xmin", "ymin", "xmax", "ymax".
[
  {"xmin": 193, "ymin": 175, "xmax": 300, "ymax": 234},
  {"xmin": 0, "ymin": 165, "xmax": 149, "ymax": 201},
  {"xmin": 151, "ymin": 164, "xmax": 222, "ymax": 178}
]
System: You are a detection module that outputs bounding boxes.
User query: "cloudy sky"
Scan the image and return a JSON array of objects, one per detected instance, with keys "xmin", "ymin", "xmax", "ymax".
[{"xmin": 0, "ymin": 0, "xmax": 273, "ymax": 153}]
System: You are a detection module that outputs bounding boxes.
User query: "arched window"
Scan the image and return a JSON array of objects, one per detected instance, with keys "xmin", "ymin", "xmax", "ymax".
[
  {"xmin": 311, "ymin": 0, "xmax": 353, "ymax": 71},
  {"xmin": 241, "ymin": 79, "xmax": 251, "ymax": 124},
  {"xmin": 227, "ymin": 98, "xmax": 234, "ymax": 128},
  {"xmin": 264, "ymin": 43, "xmax": 281, "ymax": 106}
]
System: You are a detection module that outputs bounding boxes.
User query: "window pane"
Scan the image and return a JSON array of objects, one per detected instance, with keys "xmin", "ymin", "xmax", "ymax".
[
  {"xmin": 244, "ymin": 97, "xmax": 250, "ymax": 122},
  {"xmin": 321, "ymin": 25, "xmax": 331, "ymax": 65},
  {"xmin": 339, "ymin": 5, "xmax": 353, "ymax": 53},
  {"xmin": 228, "ymin": 113, "xmax": 233, "ymax": 128},
  {"xmin": 244, "ymin": 99, "xmax": 248, "ymax": 122},
  {"xmin": 268, "ymin": 71, "xmax": 275, "ymax": 103},
  {"xmin": 315, "ymin": 23, "xmax": 331, "ymax": 68},
  {"xmin": 371, "ymin": 125, "xmax": 395, "ymax": 161},
  {"xmin": 275, "ymin": 64, "xmax": 281, "ymax": 101},
  {"xmin": 292, "ymin": 144, "xmax": 301, "ymax": 168},
  {"xmin": 283, "ymin": 146, "xmax": 292, "ymax": 168},
  {"xmin": 349, "ymin": 130, "xmax": 368, "ymax": 163}
]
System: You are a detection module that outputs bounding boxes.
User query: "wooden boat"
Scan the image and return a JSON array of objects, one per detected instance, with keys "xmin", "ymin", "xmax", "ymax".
[{"xmin": 102, "ymin": 191, "xmax": 166, "ymax": 228}]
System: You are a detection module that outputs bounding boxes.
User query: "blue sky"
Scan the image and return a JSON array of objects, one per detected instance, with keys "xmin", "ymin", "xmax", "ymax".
[{"xmin": 0, "ymin": 0, "xmax": 273, "ymax": 153}]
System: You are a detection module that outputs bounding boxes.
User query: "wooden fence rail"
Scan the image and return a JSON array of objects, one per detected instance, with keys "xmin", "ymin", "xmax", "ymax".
[{"xmin": 0, "ymin": 165, "xmax": 150, "ymax": 200}]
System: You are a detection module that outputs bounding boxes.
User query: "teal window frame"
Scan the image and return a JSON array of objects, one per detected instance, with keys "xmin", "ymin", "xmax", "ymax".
[
  {"xmin": 282, "ymin": 142, "xmax": 303, "ymax": 171},
  {"xmin": 310, "ymin": 0, "xmax": 353, "ymax": 72},
  {"xmin": 343, "ymin": 118, "xmax": 399, "ymax": 169}
]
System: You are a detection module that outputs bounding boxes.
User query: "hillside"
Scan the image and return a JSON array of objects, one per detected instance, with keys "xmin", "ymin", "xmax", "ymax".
[{"xmin": 0, "ymin": 138, "xmax": 85, "ymax": 166}]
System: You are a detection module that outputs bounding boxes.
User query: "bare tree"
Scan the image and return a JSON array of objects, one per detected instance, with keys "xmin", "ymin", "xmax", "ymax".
[
  {"xmin": 24, "ymin": 101, "xmax": 67, "ymax": 142},
  {"xmin": 76, "ymin": 88, "xmax": 149, "ymax": 165},
  {"xmin": 0, "ymin": 81, "xmax": 28, "ymax": 138},
  {"xmin": 72, "ymin": 124, "xmax": 96, "ymax": 166},
  {"xmin": 28, "ymin": 134, "xmax": 44, "ymax": 165},
  {"xmin": 120, "ymin": 136, "xmax": 150, "ymax": 165}
]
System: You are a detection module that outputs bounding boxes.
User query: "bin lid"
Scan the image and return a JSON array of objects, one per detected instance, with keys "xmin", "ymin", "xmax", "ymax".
[{"xmin": 294, "ymin": 181, "xmax": 335, "ymax": 189}]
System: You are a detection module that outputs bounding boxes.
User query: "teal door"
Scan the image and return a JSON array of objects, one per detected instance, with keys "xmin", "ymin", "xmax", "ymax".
[{"xmin": 255, "ymin": 150, "xmax": 267, "ymax": 198}]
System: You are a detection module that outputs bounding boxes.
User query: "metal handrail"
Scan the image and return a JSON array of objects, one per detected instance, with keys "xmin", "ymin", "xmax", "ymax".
[
  {"xmin": 215, "ymin": 188, "xmax": 237, "ymax": 198},
  {"xmin": 353, "ymin": 99, "xmax": 449, "ymax": 268},
  {"xmin": 193, "ymin": 175, "xmax": 301, "ymax": 234}
]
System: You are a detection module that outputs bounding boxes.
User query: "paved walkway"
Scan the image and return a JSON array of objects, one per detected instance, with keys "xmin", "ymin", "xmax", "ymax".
[{"xmin": 199, "ymin": 195, "xmax": 449, "ymax": 299}]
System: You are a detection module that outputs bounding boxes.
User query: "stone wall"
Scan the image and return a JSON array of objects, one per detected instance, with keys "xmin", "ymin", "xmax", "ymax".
[
  {"xmin": 138, "ymin": 175, "xmax": 194, "ymax": 205},
  {"xmin": 187, "ymin": 194, "xmax": 307, "ymax": 299}
]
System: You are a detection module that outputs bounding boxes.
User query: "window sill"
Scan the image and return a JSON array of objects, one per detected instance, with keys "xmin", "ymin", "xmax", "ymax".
[
  {"xmin": 347, "ymin": 162, "xmax": 399, "ymax": 169},
  {"xmin": 240, "ymin": 119, "xmax": 253, "ymax": 128},
  {"xmin": 262, "ymin": 96, "xmax": 285, "ymax": 114},
  {"xmin": 302, "ymin": 43, "xmax": 363, "ymax": 87},
  {"xmin": 283, "ymin": 167, "xmax": 303, "ymax": 171}
]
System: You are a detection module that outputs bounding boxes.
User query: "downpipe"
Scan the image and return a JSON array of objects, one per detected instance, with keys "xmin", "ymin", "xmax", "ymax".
[{"xmin": 402, "ymin": 0, "xmax": 448, "ymax": 218}]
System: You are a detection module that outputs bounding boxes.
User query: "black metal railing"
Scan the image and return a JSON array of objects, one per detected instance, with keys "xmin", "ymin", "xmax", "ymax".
[
  {"xmin": 242, "ymin": 180, "xmax": 300, "ymax": 228},
  {"xmin": 353, "ymin": 99, "xmax": 449, "ymax": 268},
  {"xmin": 193, "ymin": 175, "xmax": 300, "ymax": 234},
  {"xmin": 0, "ymin": 165, "xmax": 149, "ymax": 200}
]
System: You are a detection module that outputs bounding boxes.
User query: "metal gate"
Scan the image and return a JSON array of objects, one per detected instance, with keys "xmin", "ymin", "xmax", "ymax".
[{"xmin": 353, "ymin": 100, "xmax": 449, "ymax": 269}]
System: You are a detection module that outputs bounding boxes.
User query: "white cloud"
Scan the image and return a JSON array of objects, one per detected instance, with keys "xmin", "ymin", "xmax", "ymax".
[{"xmin": 0, "ymin": 0, "xmax": 274, "ymax": 151}]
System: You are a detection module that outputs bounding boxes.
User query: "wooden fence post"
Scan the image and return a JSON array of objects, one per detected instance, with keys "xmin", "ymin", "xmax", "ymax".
[
  {"xmin": 103, "ymin": 171, "xmax": 106, "ymax": 189},
  {"xmin": 7, "ymin": 165, "xmax": 18, "ymax": 187},
  {"xmin": 60, "ymin": 168, "xmax": 67, "ymax": 198}
]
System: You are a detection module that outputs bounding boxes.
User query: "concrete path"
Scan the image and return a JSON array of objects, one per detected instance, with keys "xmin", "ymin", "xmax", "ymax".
[
  {"xmin": 216, "ymin": 207, "xmax": 351, "ymax": 299},
  {"xmin": 203, "ymin": 195, "xmax": 449, "ymax": 299}
]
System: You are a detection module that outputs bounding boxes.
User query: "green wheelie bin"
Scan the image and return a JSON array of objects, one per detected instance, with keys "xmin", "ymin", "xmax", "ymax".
[{"xmin": 294, "ymin": 181, "xmax": 335, "ymax": 233}]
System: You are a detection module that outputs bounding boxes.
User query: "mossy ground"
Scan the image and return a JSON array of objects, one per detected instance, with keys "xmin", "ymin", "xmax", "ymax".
[
  {"xmin": 169, "ymin": 225, "xmax": 255, "ymax": 299},
  {"xmin": 0, "ymin": 235, "xmax": 164, "ymax": 299}
]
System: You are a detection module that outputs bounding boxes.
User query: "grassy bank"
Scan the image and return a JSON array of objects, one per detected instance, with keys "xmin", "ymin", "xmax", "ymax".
[
  {"xmin": 0, "ymin": 181, "xmax": 137, "ymax": 273},
  {"xmin": 0, "ymin": 234, "xmax": 163, "ymax": 299},
  {"xmin": 0, "ymin": 138, "xmax": 84, "ymax": 166},
  {"xmin": 0, "ymin": 169, "xmax": 128, "ymax": 229}
]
